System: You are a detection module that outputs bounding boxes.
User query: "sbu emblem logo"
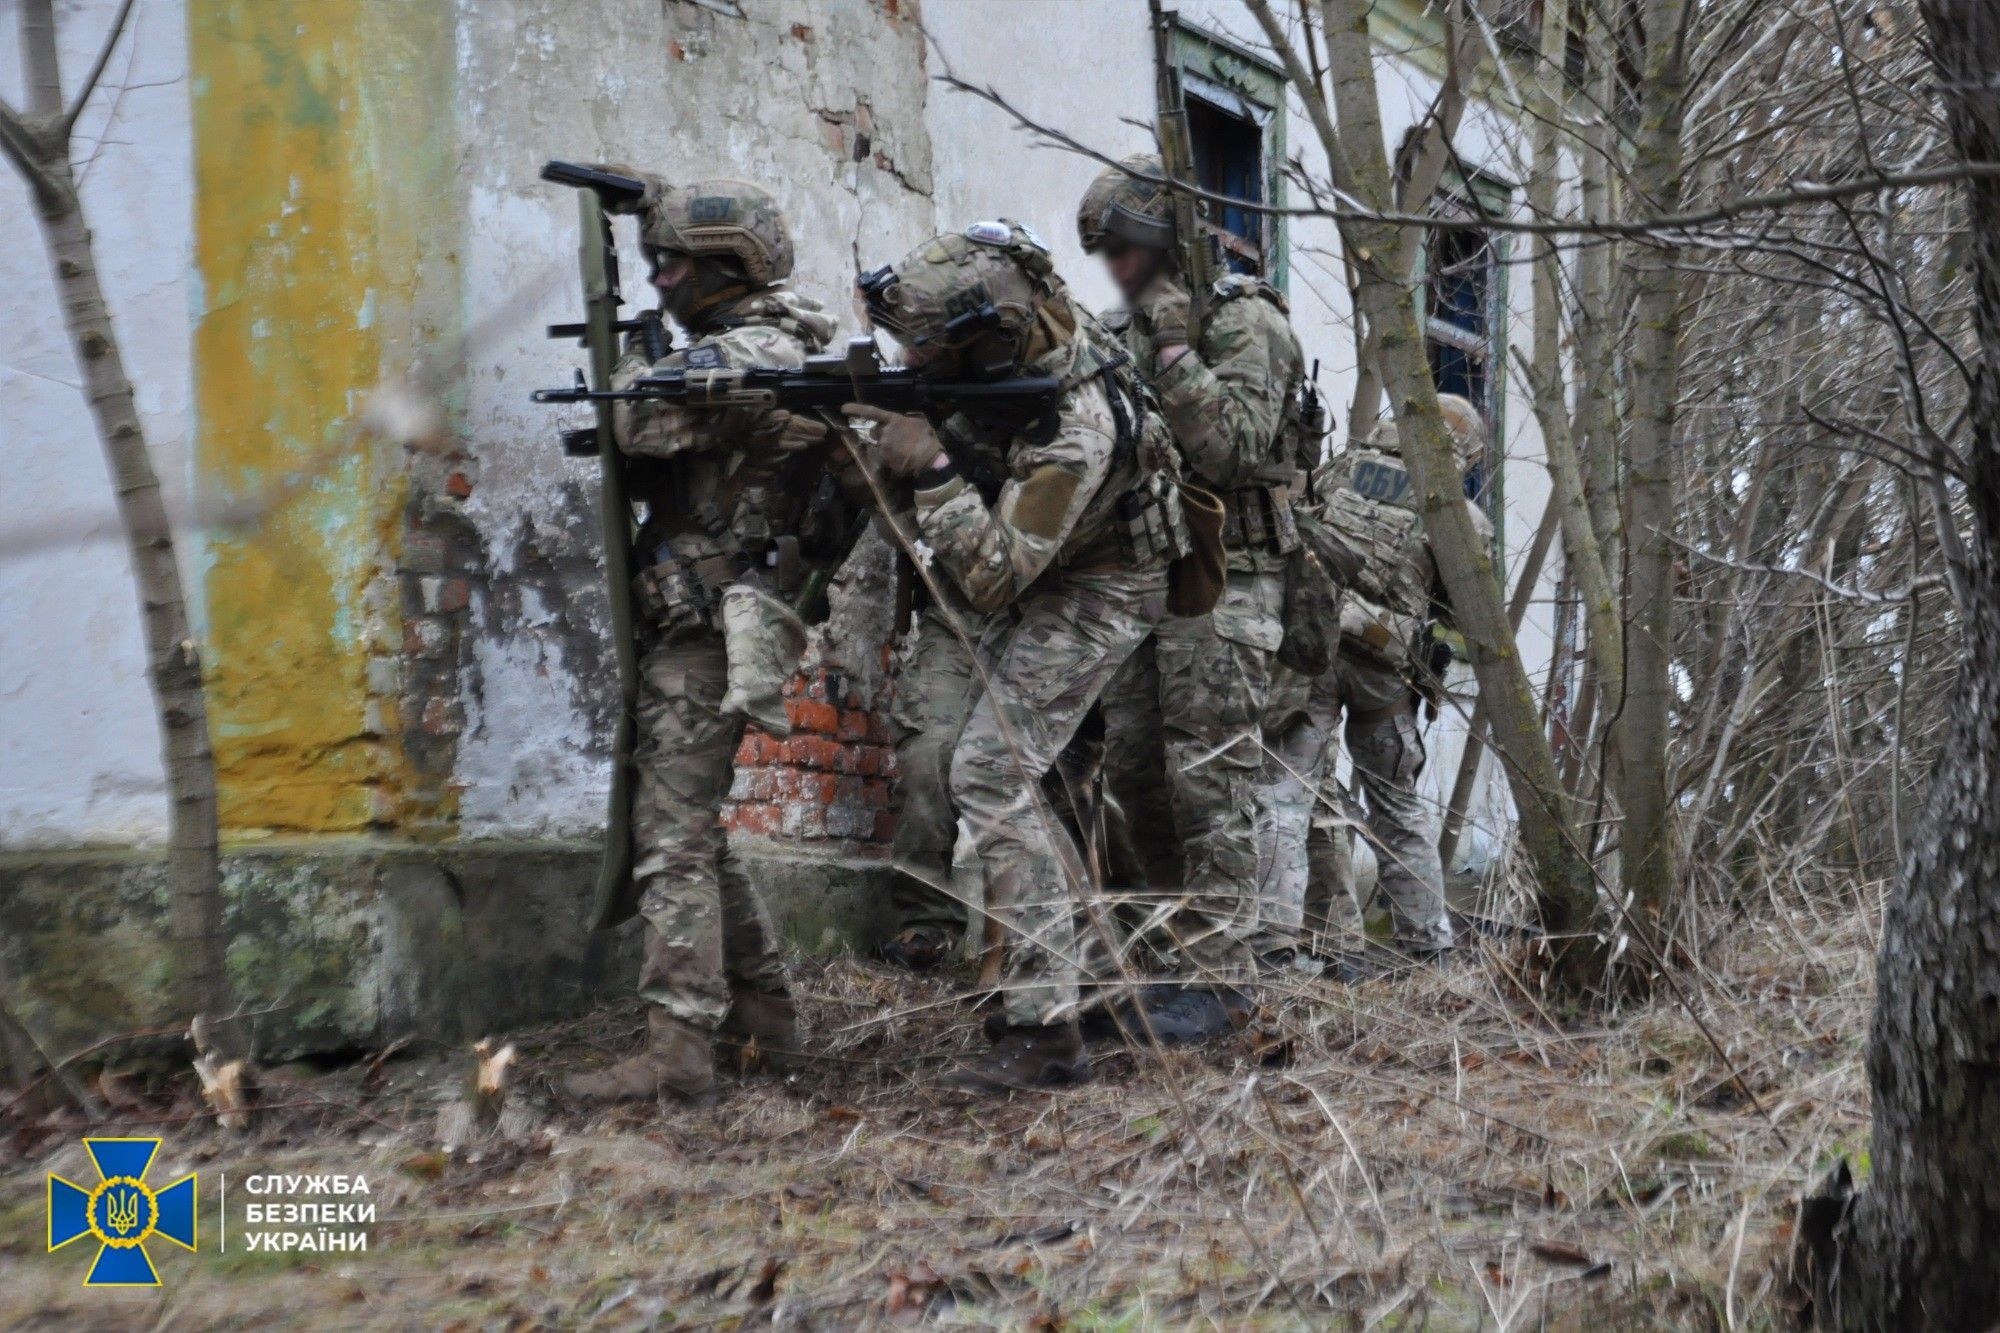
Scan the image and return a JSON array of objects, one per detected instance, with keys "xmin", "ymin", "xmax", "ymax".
[{"xmin": 48, "ymin": 1138, "xmax": 197, "ymax": 1287}]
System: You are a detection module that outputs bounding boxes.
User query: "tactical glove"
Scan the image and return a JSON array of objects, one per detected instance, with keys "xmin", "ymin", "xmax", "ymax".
[
  {"xmin": 762, "ymin": 410, "xmax": 830, "ymax": 453},
  {"xmin": 1135, "ymin": 274, "xmax": 1192, "ymax": 354},
  {"xmin": 842, "ymin": 403, "xmax": 947, "ymax": 478}
]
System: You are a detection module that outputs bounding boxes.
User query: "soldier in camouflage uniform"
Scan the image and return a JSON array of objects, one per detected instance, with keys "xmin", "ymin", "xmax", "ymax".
[
  {"xmin": 1255, "ymin": 396, "xmax": 1493, "ymax": 962},
  {"xmin": 1079, "ymin": 156, "xmax": 1312, "ymax": 1033},
  {"xmin": 566, "ymin": 178, "xmax": 850, "ymax": 1105},
  {"xmin": 847, "ymin": 221, "xmax": 1191, "ymax": 1092}
]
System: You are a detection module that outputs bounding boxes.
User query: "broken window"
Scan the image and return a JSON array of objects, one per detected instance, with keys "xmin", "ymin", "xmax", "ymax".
[{"xmin": 1173, "ymin": 21, "xmax": 1288, "ymax": 287}]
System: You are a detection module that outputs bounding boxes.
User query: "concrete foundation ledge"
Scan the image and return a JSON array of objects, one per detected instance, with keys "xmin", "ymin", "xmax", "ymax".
[{"xmin": 0, "ymin": 836, "xmax": 898, "ymax": 1061}]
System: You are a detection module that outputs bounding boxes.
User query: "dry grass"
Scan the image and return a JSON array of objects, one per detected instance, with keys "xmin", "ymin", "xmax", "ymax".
[{"xmin": 0, "ymin": 891, "xmax": 1873, "ymax": 1330}]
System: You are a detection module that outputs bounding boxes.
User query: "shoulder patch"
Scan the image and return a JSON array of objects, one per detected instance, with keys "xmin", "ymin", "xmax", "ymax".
[
  {"xmin": 683, "ymin": 343, "xmax": 726, "ymax": 370},
  {"xmin": 1008, "ymin": 464, "xmax": 1084, "ymax": 539}
]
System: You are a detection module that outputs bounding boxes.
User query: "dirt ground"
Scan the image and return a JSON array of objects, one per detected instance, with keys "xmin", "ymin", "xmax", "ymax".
[{"xmin": 0, "ymin": 909, "xmax": 1869, "ymax": 1331}]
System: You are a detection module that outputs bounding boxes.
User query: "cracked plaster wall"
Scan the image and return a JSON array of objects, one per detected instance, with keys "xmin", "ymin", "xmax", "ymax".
[{"xmin": 449, "ymin": 0, "xmax": 936, "ymax": 836}]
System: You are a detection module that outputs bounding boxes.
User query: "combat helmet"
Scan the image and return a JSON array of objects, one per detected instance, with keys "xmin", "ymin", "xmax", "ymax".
[
  {"xmin": 1077, "ymin": 154, "xmax": 1175, "ymax": 254},
  {"xmin": 643, "ymin": 179, "xmax": 794, "ymax": 285},
  {"xmin": 1365, "ymin": 394, "xmax": 1486, "ymax": 472},
  {"xmin": 858, "ymin": 220, "xmax": 1061, "ymax": 379}
]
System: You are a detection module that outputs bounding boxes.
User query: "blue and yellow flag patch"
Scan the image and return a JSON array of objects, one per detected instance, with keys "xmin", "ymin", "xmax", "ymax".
[{"xmin": 48, "ymin": 1138, "xmax": 196, "ymax": 1287}]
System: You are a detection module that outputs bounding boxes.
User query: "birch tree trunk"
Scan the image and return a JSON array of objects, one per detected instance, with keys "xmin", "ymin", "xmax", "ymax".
[
  {"xmin": 3, "ymin": 0, "xmax": 237, "ymax": 1042},
  {"xmin": 1810, "ymin": 3, "xmax": 2000, "ymax": 1324}
]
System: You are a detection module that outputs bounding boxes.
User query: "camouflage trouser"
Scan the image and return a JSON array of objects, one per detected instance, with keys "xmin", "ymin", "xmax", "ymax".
[
  {"xmin": 1256, "ymin": 654, "xmax": 1451, "ymax": 952},
  {"xmin": 885, "ymin": 603, "xmax": 999, "ymax": 941},
  {"xmin": 1101, "ymin": 569, "xmax": 1279, "ymax": 988},
  {"xmin": 951, "ymin": 566, "xmax": 1166, "ymax": 1028},
  {"xmin": 632, "ymin": 634, "xmax": 790, "ymax": 1031},
  {"xmin": 1254, "ymin": 665, "xmax": 1325, "ymax": 959}
]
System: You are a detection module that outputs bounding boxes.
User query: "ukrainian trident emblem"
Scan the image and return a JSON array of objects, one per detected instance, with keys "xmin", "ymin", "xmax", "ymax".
[{"xmin": 48, "ymin": 1138, "xmax": 197, "ymax": 1286}]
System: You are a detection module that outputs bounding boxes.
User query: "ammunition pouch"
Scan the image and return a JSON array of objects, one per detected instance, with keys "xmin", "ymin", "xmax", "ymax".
[
  {"xmin": 1112, "ymin": 473, "xmax": 1193, "ymax": 568},
  {"xmin": 1220, "ymin": 484, "xmax": 1301, "ymax": 555},
  {"xmin": 633, "ymin": 551, "xmax": 735, "ymax": 637}
]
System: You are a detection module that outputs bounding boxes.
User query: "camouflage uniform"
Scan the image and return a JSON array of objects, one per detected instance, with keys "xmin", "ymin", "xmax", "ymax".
[
  {"xmin": 1255, "ymin": 421, "xmax": 1490, "ymax": 954},
  {"xmin": 1099, "ymin": 274, "xmax": 1308, "ymax": 981},
  {"xmin": 906, "ymin": 327, "xmax": 1183, "ymax": 1027},
  {"xmin": 615, "ymin": 283, "xmax": 843, "ymax": 1032},
  {"xmin": 884, "ymin": 600, "xmax": 988, "ymax": 944}
]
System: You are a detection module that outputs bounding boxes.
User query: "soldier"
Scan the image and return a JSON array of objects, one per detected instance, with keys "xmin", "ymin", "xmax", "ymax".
[
  {"xmin": 565, "ymin": 177, "xmax": 849, "ymax": 1104},
  {"xmin": 1255, "ymin": 395, "xmax": 1493, "ymax": 964},
  {"xmin": 1079, "ymin": 156, "xmax": 1313, "ymax": 1034},
  {"xmin": 846, "ymin": 220, "xmax": 1191, "ymax": 1092}
]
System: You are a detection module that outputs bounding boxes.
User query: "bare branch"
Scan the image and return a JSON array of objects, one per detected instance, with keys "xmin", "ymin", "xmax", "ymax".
[{"xmin": 60, "ymin": 0, "xmax": 140, "ymax": 142}]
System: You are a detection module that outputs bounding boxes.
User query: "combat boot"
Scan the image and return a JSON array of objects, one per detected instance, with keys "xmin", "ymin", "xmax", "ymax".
[
  {"xmin": 877, "ymin": 925, "xmax": 957, "ymax": 974},
  {"xmin": 944, "ymin": 1017, "xmax": 1089, "ymax": 1094},
  {"xmin": 1107, "ymin": 985, "xmax": 1252, "ymax": 1046},
  {"xmin": 718, "ymin": 984, "xmax": 803, "ymax": 1075},
  {"xmin": 563, "ymin": 1010, "xmax": 716, "ymax": 1106}
]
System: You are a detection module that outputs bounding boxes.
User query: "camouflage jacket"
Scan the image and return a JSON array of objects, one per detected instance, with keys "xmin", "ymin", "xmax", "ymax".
[
  {"xmin": 912, "ymin": 304, "xmax": 1174, "ymax": 615},
  {"xmin": 1113, "ymin": 274, "xmax": 1307, "ymax": 571},
  {"xmin": 612, "ymin": 287, "xmax": 854, "ymax": 574}
]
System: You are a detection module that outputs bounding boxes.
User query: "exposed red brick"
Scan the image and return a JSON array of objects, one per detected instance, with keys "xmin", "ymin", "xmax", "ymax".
[
  {"xmin": 783, "ymin": 735, "xmax": 845, "ymax": 771},
  {"xmin": 836, "ymin": 709, "xmax": 871, "ymax": 742},
  {"xmin": 421, "ymin": 697, "xmax": 461, "ymax": 736},
  {"xmin": 866, "ymin": 712, "xmax": 895, "ymax": 745},
  {"xmin": 788, "ymin": 698, "xmax": 840, "ymax": 735},
  {"xmin": 861, "ymin": 778, "xmax": 892, "ymax": 808},
  {"xmin": 437, "ymin": 578, "xmax": 471, "ymax": 613},
  {"xmin": 726, "ymin": 802, "xmax": 781, "ymax": 836},
  {"xmin": 873, "ymin": 810, "xmax": 897, "ymax": 842},
  {"xmin": 443, "ymin": 471, "xmax": 473, "ymax": 500},
  {"xmin": 404, "ymin": 617, "xmax": 449, "ymax": 659}
]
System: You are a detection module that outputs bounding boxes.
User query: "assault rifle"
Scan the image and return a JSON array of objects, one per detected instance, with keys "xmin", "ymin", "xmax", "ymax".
[
  {"xmin": 1148, "ymin": 0, "xmax": 1219, "ymax": 343},
  {"xmin": 533, "ymin": 336, "xmax": 1064, "ymax": 456}
]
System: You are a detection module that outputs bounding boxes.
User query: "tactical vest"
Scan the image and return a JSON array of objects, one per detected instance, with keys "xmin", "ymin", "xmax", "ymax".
[
  {"xmin": 621, "ymin": 291, "xmax": 843, "ymax": 625},
  {"xmin": 1315, "ymin": 445, "xmax": 1432, "ymax": 663},
  {"xmin": 1054, "ymin": 306, "xmax": 1190, "ymax": 569}
]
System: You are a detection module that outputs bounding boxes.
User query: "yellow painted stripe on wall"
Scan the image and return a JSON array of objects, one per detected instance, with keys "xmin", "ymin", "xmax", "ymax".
[{"xmin": 189, "ymin": 2, "xmax": 457, "ymax": 833}]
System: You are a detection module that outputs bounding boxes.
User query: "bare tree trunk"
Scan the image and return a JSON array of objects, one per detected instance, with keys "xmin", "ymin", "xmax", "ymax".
[
  {"xmin": 2, "ymin": 0, "xmax": 236, "ymax": 1043},
  {"xmin": 1809, "ymin": 3, "xmax": 2000, "ymax": 1325},
  {"xmin": 1303, "ymin": 0, "xmax": 1604, "ymax": 990},
  {"xmin": 1614, "ymin": 0, "xmax": 1691, "ymax": 966}
]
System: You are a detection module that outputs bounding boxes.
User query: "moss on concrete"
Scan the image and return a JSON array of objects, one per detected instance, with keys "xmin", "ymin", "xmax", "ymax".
[{"xmin": 0, "ymin": 836, "xmax": 894, "ymax": 1059}]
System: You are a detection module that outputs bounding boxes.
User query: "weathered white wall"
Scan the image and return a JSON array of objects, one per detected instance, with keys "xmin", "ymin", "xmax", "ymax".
[
  {"xmin": 0, "ymin": 0, "xmax": 192, "ymax": 847},
  {"xmin": 1, "ymin": 0, "xmax": 1564, "ymax": 867},
  {"xmin": 449, "ymin": 0, "xmax": 939, "ymax": 836}
]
